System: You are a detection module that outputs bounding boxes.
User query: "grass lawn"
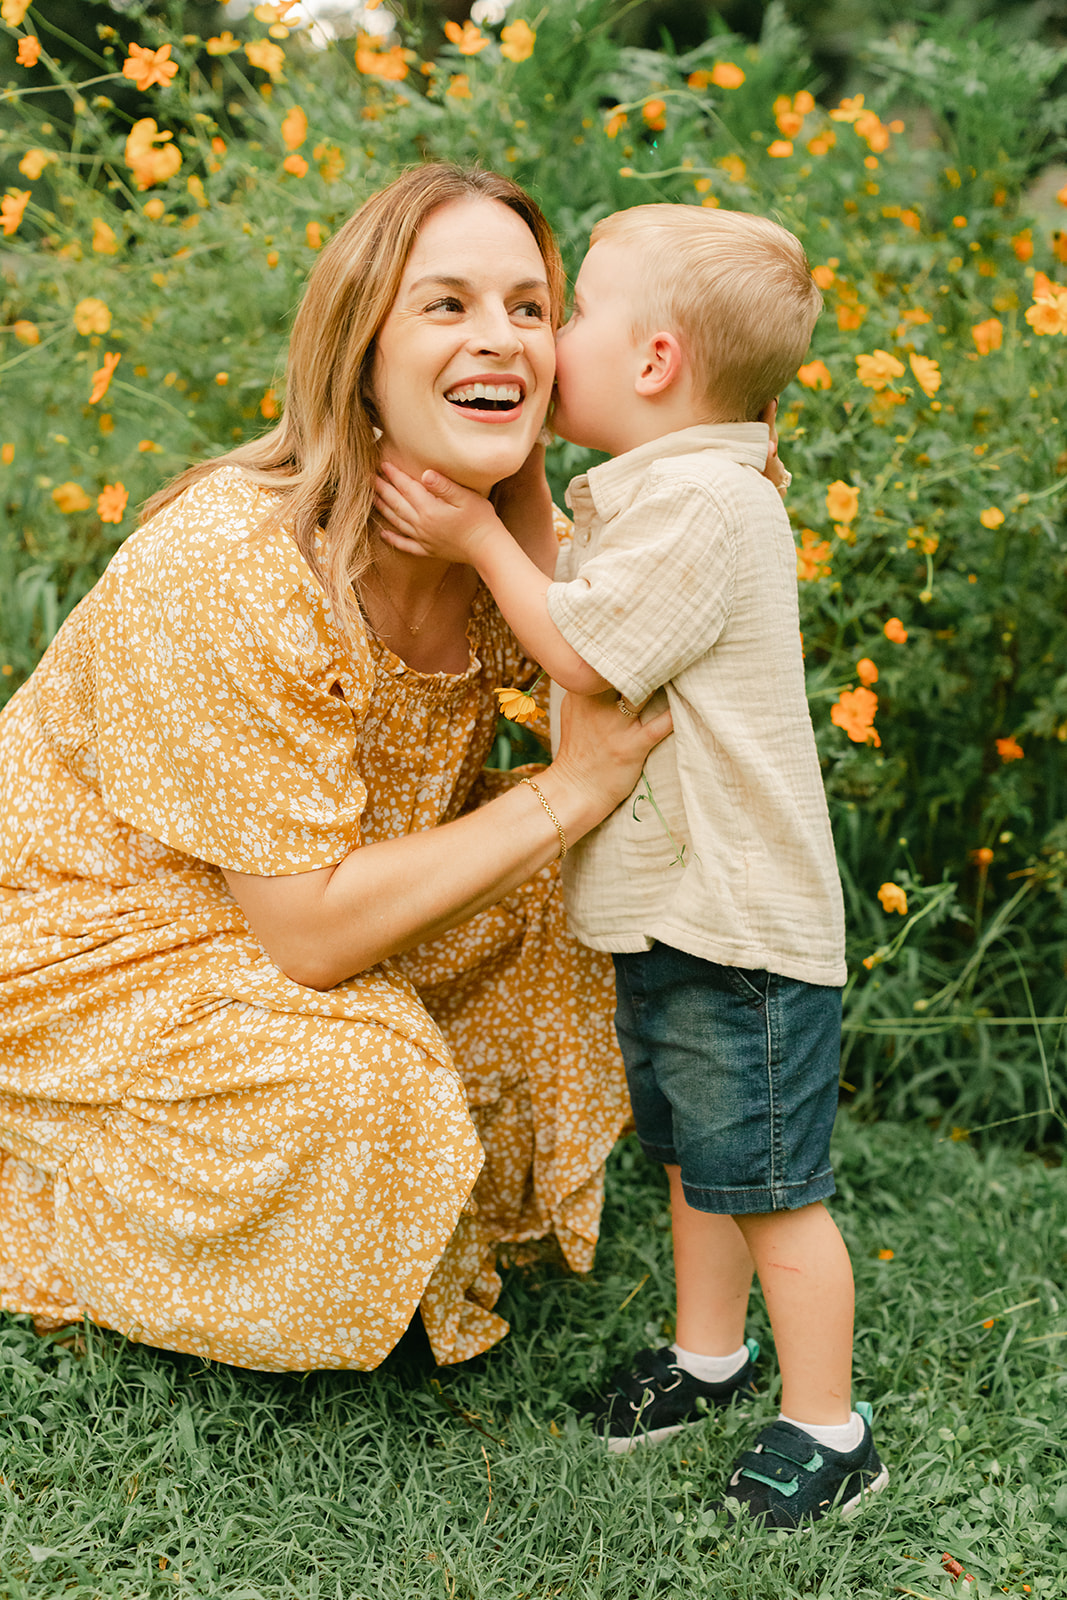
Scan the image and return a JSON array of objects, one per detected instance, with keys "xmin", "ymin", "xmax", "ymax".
[{"xmin": 2, "ymin": 1114, "xmax": 1066, "ymax": 1599}]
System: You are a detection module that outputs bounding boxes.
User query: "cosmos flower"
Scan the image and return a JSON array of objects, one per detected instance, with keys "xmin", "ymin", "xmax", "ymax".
[
  {"xmin": 122, "ymin": 42, "xmax": 179, "ymax": 92},
  {"xmin": 73, "ymin": 298, "xmax": 111, "ymax": 335},
  {"xmin": 825, "ymin": 480, "xmax": 859, "ymax": 522},
  {"xmin": 496, "ymin": 686, "xmax": 545, "ymax": 725},
  {"xmin": 500, "ymin": 19, "xmax": 536, "ymax": 62},
  {"xmin": 878, "ymin": 882, "xmax": 908, "ymax": 914},
  {"xmin": 88, "ymin": 351, "xmax": 121, "ymax": 405},
  {"xmin": 97, "ymin": 482, "xmax": 128, "ymax": 524},
  {"xmin": 831, "ymin": 686, "xmax": 881, "ymax": 747}
]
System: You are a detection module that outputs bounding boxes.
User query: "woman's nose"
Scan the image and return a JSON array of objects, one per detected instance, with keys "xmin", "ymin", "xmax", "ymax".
[{"xmin": 468, "ymin": 301, "xmax": 522, "ymax": 358}]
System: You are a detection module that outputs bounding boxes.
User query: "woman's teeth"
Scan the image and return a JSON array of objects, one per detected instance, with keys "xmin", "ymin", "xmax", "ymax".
[{"xmin": 444, "ymin": 382, "xmax": 522, "ymax": 408}]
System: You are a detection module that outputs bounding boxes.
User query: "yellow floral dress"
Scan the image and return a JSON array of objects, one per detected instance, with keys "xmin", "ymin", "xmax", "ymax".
[{"xmin": 0, "ymin": 466, "xmax": 628, "ymax": 1371}]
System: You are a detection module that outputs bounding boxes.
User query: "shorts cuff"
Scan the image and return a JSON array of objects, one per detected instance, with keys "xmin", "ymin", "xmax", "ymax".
[
  {"xmin": 637, "ymin": 1139, "xmax": 678, "ymax": 1168},
  {"xmin": 679, "ymin": 1167, "xmax": 836, "ymax": 1215}
]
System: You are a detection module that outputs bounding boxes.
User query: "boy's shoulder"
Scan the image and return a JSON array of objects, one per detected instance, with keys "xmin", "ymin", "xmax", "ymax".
[{"xmin": 640, "ymin": 443, "xmax": 786, "ymax": 525}]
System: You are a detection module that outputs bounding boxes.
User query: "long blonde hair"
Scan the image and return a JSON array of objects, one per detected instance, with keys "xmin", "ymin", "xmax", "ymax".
[{"xmin": 142, "ymin": 164, "xmax": 565, "ymax": 642}]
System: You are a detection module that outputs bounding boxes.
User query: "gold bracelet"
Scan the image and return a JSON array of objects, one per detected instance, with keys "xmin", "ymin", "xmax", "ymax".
[{"xmin": 520, "ymin": 777, "xmax": 568, "ymax": 862}]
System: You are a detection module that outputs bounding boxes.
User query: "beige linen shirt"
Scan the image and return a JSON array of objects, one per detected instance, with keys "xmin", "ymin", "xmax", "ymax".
[{"xmin": 546, "ymin": 423, "xmax": 846, "ymax": 987}]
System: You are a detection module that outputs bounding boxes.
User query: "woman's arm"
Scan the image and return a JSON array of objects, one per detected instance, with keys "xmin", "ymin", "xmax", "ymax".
[{"xmin": 223, "ymin": 687, "xmax": 669, "ymax": 991}]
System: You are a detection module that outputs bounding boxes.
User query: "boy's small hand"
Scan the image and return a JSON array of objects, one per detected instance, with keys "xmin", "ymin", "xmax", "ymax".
[{"xmin": 374, "ymin": 461, "xmax": 503, "ymax": 563}]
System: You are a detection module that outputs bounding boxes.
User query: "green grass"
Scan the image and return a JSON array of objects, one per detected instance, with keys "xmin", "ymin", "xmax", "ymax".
[{"xmin": 2, "ymin": 1114, "xmax": 1067, "ymax": 1598}]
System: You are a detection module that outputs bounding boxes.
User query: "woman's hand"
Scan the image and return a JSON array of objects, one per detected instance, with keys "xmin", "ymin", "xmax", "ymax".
[
  {"xmin": 549, "ymin": 687, "xmax": 673, "ymax": 820},
  {"xmin": 374, "ymin": 460, "xmax": 504, "ymax": 565}
]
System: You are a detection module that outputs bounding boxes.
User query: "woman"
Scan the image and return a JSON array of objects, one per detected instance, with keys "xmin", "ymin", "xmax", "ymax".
[{"xmin": 0, "ymin": 165, "xmax": 670, "ymax": 1371}]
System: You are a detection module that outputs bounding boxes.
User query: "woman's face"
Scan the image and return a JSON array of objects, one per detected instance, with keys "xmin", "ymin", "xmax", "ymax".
[{"xmin": 372, "ymin": 197, "xmax": 556, "ymax": 495}]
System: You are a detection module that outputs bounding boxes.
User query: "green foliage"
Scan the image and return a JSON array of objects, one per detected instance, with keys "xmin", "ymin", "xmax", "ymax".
[{"xmin": 1, "ymin": 0, "xmax": 1066, "ymax": 1131}]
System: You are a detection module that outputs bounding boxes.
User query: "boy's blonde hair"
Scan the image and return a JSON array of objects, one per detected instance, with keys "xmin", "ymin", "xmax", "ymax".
[{"xmin": 590, "ymin": 204, "xmax": 821, "ymax": 423}]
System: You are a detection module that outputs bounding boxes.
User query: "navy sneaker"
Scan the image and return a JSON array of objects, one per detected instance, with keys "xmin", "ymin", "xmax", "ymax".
[
  {"xmin": 585, "ymin": 1340, "xmax": 759, "ymax": 1453},
  {"xmin": 720, "ymin": 1402, "xmax": 889, "ymax": 1527}
]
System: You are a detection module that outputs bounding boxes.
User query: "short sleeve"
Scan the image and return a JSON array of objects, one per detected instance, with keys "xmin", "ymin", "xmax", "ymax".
[
  {"xmin": 545, "ymin": 478, "xmax": 735, "ymax": 705},
  {"xmin": 93, "ymin": 470, "xmax": 373, "ymax": 875}
]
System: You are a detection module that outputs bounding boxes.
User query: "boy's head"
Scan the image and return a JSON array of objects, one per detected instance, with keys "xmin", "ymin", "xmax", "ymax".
[{"xmin": 552, "ymin": 203, "xmax": 821, "ymax": 455}]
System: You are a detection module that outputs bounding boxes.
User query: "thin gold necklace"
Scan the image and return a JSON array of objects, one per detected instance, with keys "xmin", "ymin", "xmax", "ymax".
[{"xmin": 364, "ymin": 561, "xmax": 454, "ymax": 637}]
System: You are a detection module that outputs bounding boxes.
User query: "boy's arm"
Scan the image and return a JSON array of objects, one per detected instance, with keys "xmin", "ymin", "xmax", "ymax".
[{"xmin": 374, "ymin": 462, "xmax": 610, "ymax": 694}]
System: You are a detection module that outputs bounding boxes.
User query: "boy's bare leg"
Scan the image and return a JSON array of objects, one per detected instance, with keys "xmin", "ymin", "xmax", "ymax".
[
  {"xmin": 734, "ymin": 1201, "xmax": 854, "ymax": 1426},
  {"xmin": 667, "ymin": 1165, "xmax": 754, "ymax": 1355}
]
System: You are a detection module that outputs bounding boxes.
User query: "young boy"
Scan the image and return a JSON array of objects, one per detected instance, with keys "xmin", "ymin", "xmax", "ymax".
[{"xmin": 373, "ymin": 203, "xmax": 888, "ymax": 1528}]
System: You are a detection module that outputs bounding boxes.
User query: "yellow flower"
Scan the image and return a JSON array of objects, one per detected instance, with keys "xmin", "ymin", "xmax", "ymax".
[
  {"xmin": 1, "ymin": 0, "xmax": 33, "ymax": 26},
  {"xmin": 18, "ymin": 148, "xmax": 53, "ymax": 179},
  {"xmin": 1025, "ymin": 294, "xmax": 1067, "ymax": 336},
  {"xmin": 829, "ymin": 93, "xmax": 865, "ymax": 123},
  {"xmin": 88, "ymin": 350, "xmax": 121, "ymax": 405},
  {"xmin": 795, "ymin": 529, "xmax": 832, "ymax": 582},
  {"xmin": 281, "ymin": 104, "xmax": 307, "ymax": 150},
  {"xmin": 796, "ymin": 359, "xmax": 831, "ymax": 390},
  {"xmin": 122, "ymin": 42, "xmax": 178, "ymax": 92},
  {"xmin": 1, "ymin": 443, "xmax": 14, "ymax": 464},
  {"xmin": 899, "ymin": 208, "xmax": 921, "ymax": 231},
  {"xmin": 710, "ymin": 60, "xmax": 745, "ymax": 88},
  {"xmin": 92, "ymin": 217, "xmax": 119, "ymax": 254},
  {"xmin": 909, "ymin": 352, "xmax": 941, "ymax": 397},
  {"xmin": 138, "ymin": 439, "xmax": 161, "ymax": 452},
  {"xmin": 716, "ymin": 152, "xmax": 746, "ymax": 184},
  {"xmin": 245, "ymin": 39, "xmax": 286, "ymax": 80},
  {"xmin": 979, "ymin": 506, "xmax": 1005, "ymax": 528},
  {"xmin": 313, "ymin": 142, "xmax": 344, "ymax": 182},
  {"xmin": 877, "ymin": 882, "xmax": 908, "ymax": 915},
  {"xmin": 495, "ymin": 686, "xmax": 544, "ymax": 725},
  {"xmin": 52, "ymin": 481, "xmax": 92, "ymax": 514},
  {"xmin": 811, "ymin": 264, "xmax": 835, "ymax": 289},
  {"xmin": 500, "ymin": 19, "xmax": 536, "ymax": 63},
  {"xmin": 0, "ymin": 189, "xmax": 30, "ymax": 237},
  {"xmin": 305, "ymin": 220, "xmax": 324, "ymax": 249},
  {"xmin": 807, "ymin": 131, "xmax": 836, "ymax": 156},
  {"xmin": 206, "ymin": 32, "xmax": 241, "ymax": 56},
  {"xmin": 444, "ymin": 18, "xmax": 488, "ymax": 55},
  {"xmin": 12, "ymin": 319, "xmax": 38, "ymax": 345},
  {"xmin": 883, "ymin": 617, "xmax": 908, "ymax": 644},
  {"xmin": 971, "ymin": 317, "xmax": 1003, "ymax": 354},
  {"xmin": 16, "ymin": 33, "xmax": 39, "ymax": 67},
  {"xmin": 767, "ymin": 139, "xmax": 793, "ymax": 158},
  {"xmin": 856, "ymin": 349, "xmax": 905, "ymax": 391},
  {"xmin": 446, "ymin": 73, "xmax": 472, "ymax": 99},
  {"xmin": 354, "ymin": 35, "xmax": 409, "ymax": 80},
  {"xmin": 142, "ymin": 197, "xmax": 165, "ymax": 220},
  {"xmin": 793, "ymin": 90, "xmax": 815, "ymax": 115},
  {"xmin": 125, "ymin": 119, "xmax": 181, "ymax": 191},
  {"xmin": 73, "ymin": 297, "xmax": 111, "ymax": 335},
  {"xmin": 825, "ymin": 480, "xmax": 859, "ymax": 523},
  {"xmin": 282, "ymin": 153, "xmax": 308, "ymax": 176},
  {"xmin": 97, "ymin": 482, "xmax": 128, "ymax": 524}
]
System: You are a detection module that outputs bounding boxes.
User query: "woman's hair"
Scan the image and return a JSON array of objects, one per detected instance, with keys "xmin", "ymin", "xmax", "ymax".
[
  {"xmin": 142, "ymin": 164, "xmax": 565, "ymax": 642},
  {"xmin": 590, "ymin": 204, "xmax": 822, "ymax": 423}
]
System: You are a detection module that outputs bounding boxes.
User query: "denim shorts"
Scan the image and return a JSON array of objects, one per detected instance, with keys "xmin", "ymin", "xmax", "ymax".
[{"xmin": 613, "ymin": 942, "xmax": 841, "ymax": 1215}]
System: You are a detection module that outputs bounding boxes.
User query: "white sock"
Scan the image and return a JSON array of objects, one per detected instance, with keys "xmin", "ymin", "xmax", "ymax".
[
  {"xmin": 779, "ymin": 1410, "xmax": 866, "ymax": 1453},
  {"xmin": 671, "ymin": 1342, "xmax": 749, "ymax": 1383}
]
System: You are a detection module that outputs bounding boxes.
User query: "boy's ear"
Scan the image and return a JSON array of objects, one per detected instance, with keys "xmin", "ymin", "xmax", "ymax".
[{"xmin": 634, "ymin": 331, "xmax": 685, "ymax": 398}]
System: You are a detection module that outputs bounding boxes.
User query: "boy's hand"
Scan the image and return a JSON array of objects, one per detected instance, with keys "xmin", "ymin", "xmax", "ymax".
[
  {"xmin": 374, "ymin": 461, "xmax": 505, "ymax": 563},
  {"xmin": 760, "ymin": 398, "xmax": 792, "ymax": 497}
]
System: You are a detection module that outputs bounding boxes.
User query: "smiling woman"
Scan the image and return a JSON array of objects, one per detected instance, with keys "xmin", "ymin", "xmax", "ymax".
[{"xmin": 0, "ymin": 166, "xmax": 671, "ymax": 1373}]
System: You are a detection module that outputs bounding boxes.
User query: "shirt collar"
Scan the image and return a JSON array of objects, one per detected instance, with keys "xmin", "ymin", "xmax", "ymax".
[{"xmin": 565, "ymin": 423, "xmax": 770, "ymax": 522}]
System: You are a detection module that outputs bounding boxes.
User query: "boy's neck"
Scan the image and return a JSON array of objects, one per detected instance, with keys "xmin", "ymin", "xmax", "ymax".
[{"xmin": 605, "ymin": 402, "xmax": 751, "ymax": 460}]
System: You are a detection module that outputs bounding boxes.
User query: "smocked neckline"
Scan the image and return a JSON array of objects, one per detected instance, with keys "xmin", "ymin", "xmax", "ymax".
[{"xmin": 364, "ymin": 582, "xmax": 491, "ymax": 688}]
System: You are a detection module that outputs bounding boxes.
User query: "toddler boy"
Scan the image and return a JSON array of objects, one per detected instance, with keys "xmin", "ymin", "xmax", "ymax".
[{"xmin": 373, "ymin": 203, "xmax": 888, "ymax": 1528}]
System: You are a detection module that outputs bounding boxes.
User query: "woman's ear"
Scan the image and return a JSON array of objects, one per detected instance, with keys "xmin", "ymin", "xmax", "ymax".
[{"xmin": 634, "ymin": 331, "xmax": 685, "ymax": 398}]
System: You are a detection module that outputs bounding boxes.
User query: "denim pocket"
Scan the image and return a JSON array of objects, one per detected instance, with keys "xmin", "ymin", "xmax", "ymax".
[{"xmin": 720, "ymin": 964, "xmax": 770, "ymax": 1006}]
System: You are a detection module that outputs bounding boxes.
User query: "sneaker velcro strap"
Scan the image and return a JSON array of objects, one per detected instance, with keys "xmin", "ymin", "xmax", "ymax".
[{"xmin": 738, "ymin": 1424, "xmax": 824, "ymax": 1482}]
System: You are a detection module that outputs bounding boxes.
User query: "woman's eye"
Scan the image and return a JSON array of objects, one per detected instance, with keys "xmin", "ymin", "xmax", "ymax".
[
  {"xmin": 426, "ymin": 296, "xmax": 465, "ymax": 314},
  {"xmin": 515, "ymin": 301, "xmax": 547, "ymax": 321}
]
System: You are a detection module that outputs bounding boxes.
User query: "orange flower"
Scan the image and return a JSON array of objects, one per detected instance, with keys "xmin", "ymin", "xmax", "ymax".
[
  {"xmin": 122, "ymin": 41, "xmax": 179, "ymax": 92},
  {"xmin": 92, "ymin": 217, "xmax": 119, "ymax": 254},
  {"xmin": 1011, "ymin": 228, "xmax": 1033, "ymax": 261},
  {"xmin": 909, "ymin": 352, "xmax": 941, "ymax": 397},
  {"xmin": 856, "ymin": 349, "xmax": 905, "ymax": 391},
  {"xmin": 699, "ymin": 60, "xmax": 744, "ymax": 89},
  {"xmin": 979, "ymin": 506, "xmax": 1005, "ymax": 528},
  {"xmin": 125, "ymin": 119, "xmax": 181, "ymax": 190},
  {"xmin": 281, "ymin": 104, "xmax": 308, "ymax": 150},
  {"xmin": 716, "ymin": 152, "xmax": 746, "ymax": 184},
  {"xmin": 18, "ymin": 148, "xmax": 54, "ymax": 179},
  {"xmin": 883, "ymin": 617, "xmax": 908, "ymax": 644},
  {"xmin": 500, "ymin": 19, "xmax": 536, "ymax": 62},
  {"xmin": 97, "ymin": 482, "xmax": 128, "ymax": 524},
  {"xmin": 878, "ymin": 882, "xmax": 908, "ymax": 915},
  {"xmin": 971, "ymin": 317, "xmax": 1003, "ymax": 354},
  {"xmin": 829, "ymin": 93, "xmax": 865, "ymax": 123},
  {"xmin": 831, "ymin": 685, "xmax": 880, "ymax": 747},
  {"xmin": 795, "ymin": 529, "xmax": 831, "ymax": 581},
  {"xmin": 811, "ymin": 264, "xmax": 835, "ymax": 290},
  {"xmin": 282, "ymin": 153, "xmax": 308, "ymax": 177},
  {"xmin": 12, "ymin": 319, "xmax": 38, "ymax": 345},
  {"xmin": 446, "ymin": 73, "xmax": 472, "ymax": 99},
  {"xmin": 1, "ymin": 443, "xmax": 13, "ymax": 464},
  {"xmin": 970, "ymin": 846, "xmax": 994, "ymax": 866},
  {"xmin": 642, "ymin": 98, "xmax": 667, "ymax": 130},
  {"xmin": 88, "ymin": 351, "xmax": 121, "ymax": 405},
  {"xmin": 354, "ymin": 35, "xmax": 409, "ymax": 80},
  {"xmin": 825, "ymin": 480, "xmax": 859, "ymax": 523},
  {"xmin": 835, "ymin": 300, "xmax": 867, "ymax": 331},
  {"xmin": 996, "ymin": 735, "xmax": 1024, "ymax": 762},
  {"xmin": 245, "ymin": 39, "xmax": 286, "ymax": 79},
  {"xmin": 15, "ymin": 34, "xmax": 39, "ymax": 67},
  {"xmin": 52, "ymin": 481, "xmax": 91, "ymax": 514},
  {"xmin": 604, "ymin": 107, "xmax": 626, "ymax": 138},
  {"xmin": 73, "ymin": 297, "xmax": 111, "ymax": 335},
  {"xmin": 856, "ymin": 658, "xmax": 878, "ymax": 687},
  {"xmin": 305, "ymin": 220, "xmax": 324, "ymax": 249},
  {"xmin": 793, "ymin": 90, "xmax": 815, "ymax": 115},
  {"xmin": 496, "ymin": 686, "xmax": 544, "ymax": 725},
  {"xmin": 854, "ymin": 110, "xmax": 889, "ymax": 152},
  {"xmin": 899, "ymin": 208, "xmax": 921, "ymax": 231},
  {"xmin": 877, "ymin": 1248, "xmax": 895, "ymax": 1261},
  {"xmin": 767, "ymin": 139, "xmax": 793, "ymax": 158},
  {"xmin": 1, "ymin": 0, "xmax": 33, "ymax": 25},
  {"xmin": 0, "ymin": 189, "xmax": 30, "ymax": 237},
  {"xmin": 444, "ymin": 18, "xmax": 488, "ymax": 55},
  {"xmin": 138, "ymin": 439, "xmax": 161, "ymax": 452},
  {"xmin": 1025, "ymin": 292, "xmax": 1067, "ymax": 336},
  {"xmin": 807, "ymin": 131, "xmax": 836, "ymax": 156},
  {"xmin": 260, "ymin": 386, "xmax": 279, "ymax": 418},
  {"xmin": 206, "ymin": 32, "xmax": 241, "ymax": 56},
  {"xmin": 797, "ymin": 359, "xmax": 831, "ymax": 390},
  {"xmin": 314, "ymin": 142, "xmax": 344, "ymax": 182}
]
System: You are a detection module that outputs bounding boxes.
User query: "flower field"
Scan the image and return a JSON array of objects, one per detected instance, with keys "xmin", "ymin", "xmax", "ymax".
[{"xmin": 1, "ymin": 0, "xmax": 1066, "ymax": 1133}]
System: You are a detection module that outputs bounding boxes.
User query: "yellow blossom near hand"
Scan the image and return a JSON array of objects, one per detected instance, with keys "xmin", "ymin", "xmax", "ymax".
[
  {"xmin": 444, "ymin": 19, "xmax": 488, "ymax": 54},
  {"xmin": 88, "ymin": 351, "xmax": 121, "ymax": 405},
  {"xmin": 909, "ymin": 352, "xmax": 941, "ymax": 397},
  {"xmin": 52, "ymin": 481, "xmax": 91, "ymax": 514},
  {"xmin": 206, "ymin": 31, "xmax": 241, "ymax": 56},
  {"xmin": 883, "ymin": 616, "xmax": 908, "ymax": 644},
  {"xmin": 971, "ymin": 317, "xmax": 1003, "ymax": 354},
  {"xmin": 73, "ymin": 297, "xmax": 111, "ymax": 335},
  {"xmin": 1, "ymin": 190, "xmax": 30, "ymax": 237},
  {"xmin": 797, "ymin": 359, "xmax": 831, "ymax": 389},
  {"xmin": 97, "ymin": 482, "xmax": 128, "ymax": 524},
  {"xmin": 856, "ymin": 349, "xmax": 905, "ymax": 391},
  {"xmin": 18, "ymin": 148, "xmax": 53, "ymax": 179},
  {"xmin": 125, "ymin": 119, "xmax": 181, "ymax": 191},
  {"xmin": 856, "ymin": 657, "xmax": 878, "ymax": 686},
  {"xmin": 877, "ymin": 882, "xmax": 908, "ymax": 915},
  {"xmin": 16, "ymin": 34, "xmax": 39, "ymax": 67},
  {"xmin": 825, "ymin": 480, "xmax": 859, "ymax": 522},
  {"xmin": 12, "ymin": 320, "xmax": 38, "ymax": 345},
  {"xmin": 500, "ymin": 19, "xmax": 536, "ymax": 62},
  {"xmin": 996, "ymin": 735, "xmax": 1024, "ymax": 762},
  {"xmin": 979, "ymin": 506, "xmax": 1005, "ymax": 528},
  {"xmin": 281, "ymin": 104, "xmax": 307, "ymax": 150},
  {"xmin": 1, "ymin": 0, "xmax": 33, "ymax": 26},
  {"xmin": 495, "ymin": 686, "xmax": 544, "ymax": 725},
  {"xmin": 245, "ymin": 39, "xmax": 286, "ymax": 79},
  {"xmin": 831, "ymin": 685, "xmax": 880, "ymax": 746},
  {"xmin": 446, "ymin": 73, "xmax": 472, "ymax": 99},
  {"xmin": 122, "ymin": 42, "xmax": 178, "ymax": 92},
  {"xmin": 92, "ymin": 217, "xmax": 119, "ymax": 254}
]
